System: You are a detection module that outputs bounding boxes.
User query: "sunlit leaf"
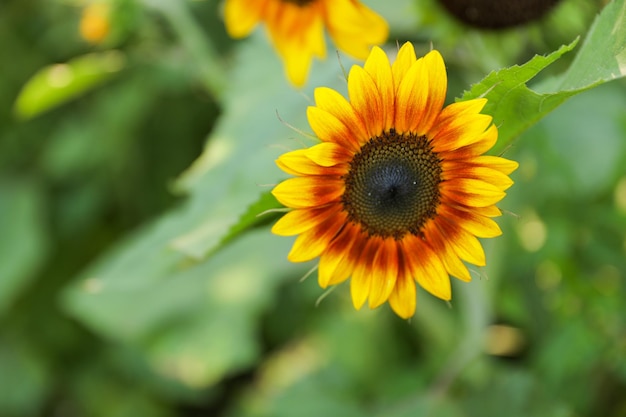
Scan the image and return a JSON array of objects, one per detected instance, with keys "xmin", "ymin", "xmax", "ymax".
[
  {"xmin": 462, "ymin": 0, "xmax": 626, "ymax": 153},
  {"xmin": 557, "ymin": 0, "xmax": 626, "ymax": 90},
  {"xmin": 14, "ymin": 50, "xmax": 125, "ymax": 119},
  {"xmin": 219, "ymin": 191, "xmax": 283, "ymax": 247},
  {"xmin": 460, "ymin": 41, "xmax": 579, "ymax": 152}
]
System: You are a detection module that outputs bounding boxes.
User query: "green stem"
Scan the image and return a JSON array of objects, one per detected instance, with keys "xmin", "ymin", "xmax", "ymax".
[{"xmin": 142, "ymin": 0, "xmax": 228, "ymax": 100}]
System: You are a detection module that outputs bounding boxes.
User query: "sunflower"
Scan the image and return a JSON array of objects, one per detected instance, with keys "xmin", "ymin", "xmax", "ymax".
[
  {"xmin": 223, "ymin": 0, "xmax": 388, "ymax": 86},
  {"xmin": 271, "ymin": 42, "xmax": 518, "ymax": 318},
  {"xmin": 435, "ymin": 0, "xmax": 562, "ymax": 29}
]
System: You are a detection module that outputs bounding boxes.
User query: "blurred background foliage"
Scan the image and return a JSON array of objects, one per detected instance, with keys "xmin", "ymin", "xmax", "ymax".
[{"xmin": 1, "ymin": 0, "xmax": 626, "ymax": 416}]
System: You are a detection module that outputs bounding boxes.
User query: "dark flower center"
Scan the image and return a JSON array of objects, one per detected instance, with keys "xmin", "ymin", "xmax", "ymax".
[
  {"xmin": 281, "ymin": 0, "xmax": 316, "ymax": 6},
  {"xmin": 437, "ymin": 0, "xmax": 561, "ymax": 29},
  {"xmin": 342, "ymin": 129, "xmax": 443, "ymax": 240}
]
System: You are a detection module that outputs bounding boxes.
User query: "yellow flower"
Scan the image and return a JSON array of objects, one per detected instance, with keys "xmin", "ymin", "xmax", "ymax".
[
  {"xmin": 223, "ymin": 0, "xmax": 388, "ymax": 86},
  {"xmin": 271, "ymin": 43, "xmax": 518, "ymax": 318},
  {"xmin": 80, "ymin": 2, "xmax": 111, "ymax": 44}
]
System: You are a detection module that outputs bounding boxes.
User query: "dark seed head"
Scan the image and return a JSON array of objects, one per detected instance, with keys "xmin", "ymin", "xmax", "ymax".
[{"xmin": 342, "ymin": 130, "xmax": 442, "ymax": 240}]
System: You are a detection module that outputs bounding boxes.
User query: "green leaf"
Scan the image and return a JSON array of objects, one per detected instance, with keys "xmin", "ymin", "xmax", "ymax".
[
  {"xmin": 462, "ymin": 0, "xmax": 626, "ymax": 153},
  {"xmin": 14, "ymin": 51, "xmax": 125, "ymax": 119},
  {"xmin": 167, "ymin": 34, "xmax": 356, "ymax": 260},
  {"xmin": 143, "ymin": 0, "xmax": 227, "ymax": 100},
  {"xmin": 381, "ymin": 396, "xmax": 463, "ymax": 417},
  {"xmin": 63, "ymin": 227, "xmax": 312, "ymax": 389},
  {"xmin": 556, "ymin": 0, "xmax": 626, "ymax": 90},
  {"xmin": 0, "ymin": 181, "xmax": 48, "ymax": 315},
  {"xmin": 244, "ymin": 377, "xmax": 366, "ymax": 417},
  {"xmin": 59, "ymin": 36, "xmax": 338, "ymax": 384},
  {"xmin": 0, "ymin": 338, "xmax": 49, "ymax": 416},
  {"xmin": 532, "ymin": 83, "xmax": 626, "ymax": 197},
  {"xmin": 460, "ymin": 41, "xmax": 580, "ymax": 152},
  {"xmin": 219, "ymin": 191, "xmax": 283, "ymax": 247}
]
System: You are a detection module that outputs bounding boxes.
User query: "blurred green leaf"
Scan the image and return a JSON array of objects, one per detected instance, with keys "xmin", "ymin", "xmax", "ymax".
[
  {"xmin": 63, "ymin": 227, "xmax": 312, "ymax": 388},
  {"xmin": 168, "ymin": 34, "xmax": 357, "ymax": 260},
  {"xmin": 143, "ymin": 0, "xmax": 227, "ymax": 99},
  {"xmin": 462, "ymin": 0, "xmax": 626, "ymax": 153},
  {"xmin": 533, "ymin": 83, "xmax": 626, "ymax": 196},
  {"xmin": 557, "ymin": 0, "xmax": 626, "ymax": 90},
  {"xmin": 0, "ymin": 181, "xmax": 48, "ymax": 315},
  {"xmin": 461, "ymin": 367, "xmax": 574, "ymax": 417},
  {"xmin": 42, "ymin": 1, "xmax": 626, "ymax": 416},
  {"xmin": 14, "ymin": 50, "xmax": 125, "ymax": 119},
  {"xmin": 535, "ymin": 318, "xmax": 603, "ymax": 412},
  {"xmin": 250, "ymin": 377, "xmax": 366, "ymax": 417},
  {"xmin": 69, "ymin": 355, "xmax": 175, "ymax": 417},
  {"xmin": 382, "ymin": 395, "xmax": 463, "ymax": 417},
  {"xmin": 0, "ymin": 338, "xmax": 49, "ymax": 416}
]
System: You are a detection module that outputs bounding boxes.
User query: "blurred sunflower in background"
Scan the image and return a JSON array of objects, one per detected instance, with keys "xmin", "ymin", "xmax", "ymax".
[
  {"xmin": 416, "ymin": 0, "xmax": 600, "ymax": 76},
  {"xmin": 271, "ymin": 43, "xmax": 518, "ymax": 318},
  {"xmin": 223, "ymin": 0, "xmax": 388, "ymax": 86},
  {"xmin": 80, "ymin": 1, "xmax": 111, "ymax": 44},
  {"xmin": 435, "ymin": 0, "xmax": 562, "ymax": 29}
]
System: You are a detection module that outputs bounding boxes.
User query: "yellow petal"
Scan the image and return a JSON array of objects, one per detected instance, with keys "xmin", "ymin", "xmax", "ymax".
[
  {"xmin": 438, "ymin": 205, "xmax": 502, "ymax": 238},
  {"xmin": 272, "ymin": 176, "xmax": 344, "ymax": 208},
  {"xmin": 317, "ymin": 224, "xmax": 362, "ymax": 288},
  {"xmin": 350, "ymin": 237, "xmax": 378, "ymax": 309},
  {"xmin": 469, "ymin": 204, "xmax": 503, "ymax": 218},
  {"xmin": 265, "ymin": 2, "xmax": 325, "ymax": 86},
  {"xmin": 394, "ymin": 56, "xmax": 428, "ymax": 134},
  {"xmin": 288, "ymin": 211, "xmax": 347, "ymax": 262},
  {"xmin": 442, "ymin": 165, "xmax": 514, "ymax": 190},
  {"xmin": 281, "ymin": 44, "xmax": 315, "ymax": 87},
  {"xmin": 368, "ymin": 239, "xmax": 398, "ymax": 309},
  {"xmin": 388, "ymin": 260, "xmax": 417, "ymax": 319},
  {"xmin": 441, "ymin": 178, "xmax": 507, "ymax": 207},
  {"xmin": 420, "ymin": 50, "xmax": 447, "ymax": 134},
  {"xmin": 348, "ymin": 65, "xmax": 384, "ymax": 140},
  {"xmin": 434, "ymin": 218, "xmax": 487, "ymax": 266},
  {"xmin": 469, "ymin": 156, "xmax": 519, "ymax": 175},
  {"xmin": 323, "ymin": 0, "xmax": 388, "ymax": 59},
  {"xmin": 404, "ymin": 236, "xmax": 452, "ymax": 301},
  {"xmin": 350, "ymin": 271, "xmax": 370, "ymax": 310},
  {"xmin": 364, "ymin": 46, "xmax": 394, "ymax": 130},
  {"xmin": 271, "ymin": 206, "xmax": 336, "ymax": 236},
  {"xmin": 391, "ymin": 42, "xmax": 417, "ymax": 92},
  {"xmin": 451, "ymin": 124, "xmax": 498, "ymax": 157},
  {"xmin": 299, "ymin": 3, "xmax": 326, "ymax": 58},
  {"xmin": 394, "ymin": 50, "xmax": 446, "ymax": 135},
  {"xmin": 423, "ymin": 223, "xmax": 472, "ymax": 282},
  {"xmin": 318, "ymin": 251, "xmax": 349, "ymax": 288},
  {"xmin": 224, "ymin": 0, "xmax": 264, "ymax": 38},
  {"xmin": 276, "ymin": 148, "xmax": 346, "ymax": 176},
  {"xmin": 432, "ymin": 99, "xmax": 487, "ymax": 131},
  {"xmin": 304, "ymin": 142, "xmax": 353, "ymax": 167},
  {"xmin": 307, "ymin": 106, "xmax": 362, "ymax": 150},
  {"xmin": 431, "ymin": 114, "xmax": 493, "ymax": 153},
  {"xmin": 313, "ymin": 87, "xmax": 368, "ymax": 150}
]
